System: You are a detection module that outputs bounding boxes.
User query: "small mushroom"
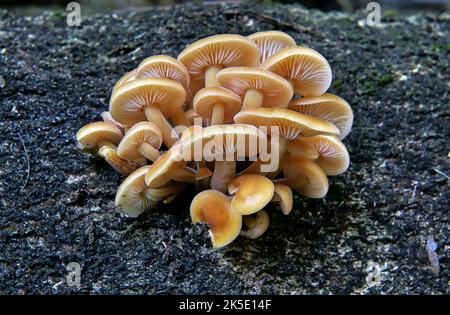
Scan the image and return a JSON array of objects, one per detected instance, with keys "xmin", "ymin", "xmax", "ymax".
[
  {"xmin": 193, "ymin": 87, "xmax": 242, "ymax": 125},
  {"xmin": 101, "ymin": 111, "xmax": 125, "ymax": 132},
  {"xmin": 216, "ymin": 67, "xmax": 293, "ymax": 110},
  {"xmin": 262, "ymin": 46, "xmax": 332, "ymax": 97},
  {"xmin": 136, "ymin": 55, "xmax": 191, "ymax": 127},
  {"xmin": 287, "ymin": 135, "xmax": 350, "ymax": 175},
  {"xmin": 277, "ymin": 157, "xmax": 329, "ymax": 198},
  {"xmin": 178, "ymin": 34, "xmax": 260, "ymax": 87},
  {"xmin": 115, "ymin": 165, "xmax": 156, "ymax": 217},
  {"xmin": 115, "ymin": 165, "xmax": 184, "ymax": 217},
  {"xmin": 240, "ymin": 210, "xmax": 270, "ymax": 239},
  {"xmin": 109, "ymin": 78, "xmax": 186, "ymax": 147},
  {"xmin": 190, "ymin": 190, "xmax": 242, "ymax": 248},
  {"xmin": 228, "ymin": 174, "xmax": 274, "ymax": 215},
  {"xmin": 271, "ymin": 183, "xmax": 293, "ymax": 215},
  {"xmin": 136, "ymin": 55, "xmax": 190, "ymax": 89},
  {"xmin": 248, "ymin": 30, "xmax": 296, "ymax": 64},
  {"xmin": 76, "ymin": 121, "xmax": 143, "ymax": 175},
  {"xmin": 288, "ymin": 93, "xmax": 353, "ymax": 139},
  {"xmin": 117, "ymin": 121, "xmax": 163, "ymax": 163},
  {"xmin": 180, "ymin": 124, "xmax": 266, "ymax": 193}
]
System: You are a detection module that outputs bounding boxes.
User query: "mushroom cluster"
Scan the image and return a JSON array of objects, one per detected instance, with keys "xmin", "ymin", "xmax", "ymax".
[{"xmin": 76, "ymin": 31, "xmax": 353, "ymax": 248}]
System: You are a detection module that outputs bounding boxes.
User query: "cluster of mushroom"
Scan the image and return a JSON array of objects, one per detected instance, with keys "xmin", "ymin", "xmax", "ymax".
[{"xmin": 76, "ymin": 31, "xmax": 353, "ymax": 248}]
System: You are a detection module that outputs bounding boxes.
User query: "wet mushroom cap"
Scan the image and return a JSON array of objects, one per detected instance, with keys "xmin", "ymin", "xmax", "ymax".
[
  {"xmin": 136, "ymin": 55, "xmax": 190, "ymax": 90},
  {"xmin": 288, "ymin": 135, "xmax": 350, "ymax": 175},
  {"xmin": 288, "ymin": 93, "xmax": 353, "ymax": 139},
  {"xmin": 228, "ymin": 174, "xmax": 275, "ymax": 215},
  {"xmin": 190, "ymin": 190, "xmax": 242, "ymax": 248},
  {"xmin": 248, "ymin": 30, "xmax": 296, "ymax": 64},
  {"xmin": 76, "ymin": 121, "xmax": 123, "ymax": 150},
  {"xmin": 216, "ymin": 67, "xmax": 294, "ymax": 109},
  {"xmin": 262, "ymin": 46, "xmax": 332, "ymax": 97},
  {"xmin": 178, "ymin": 34, "xmax": 260, "ymax": 79},
  {"xmin": 117, "ymin": 121, "xmax": 163, "ymax": 161},
  {"xmin": 115, "ymin": 165, "xmax": 155, "ymax": 217},
  {"xmin": 193, "ymin": 87, "xmax": 242, "ymax": 124},
  {"xmin": 282, "ymin": 157, "xmax": 329, "ymax": 198},
  {"xmin": 109, "ymin": 78, "xmax": 186, "ymax": 126},
  {"xmin": 234, "ymin": 108, "xmax": 340, "ymax": 139}
]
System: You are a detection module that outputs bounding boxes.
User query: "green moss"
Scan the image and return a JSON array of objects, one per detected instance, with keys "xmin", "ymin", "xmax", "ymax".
[
  {"xmin": 378, "ymin": 74, "xmax": 394, "ymax": 86},
  {"xmin": 362, "ymin": 82, "xmax": 376, "ymax": 95},
  {"xmin": 333, "ymin": 79, "xmax": 343, "ymax": 91}
]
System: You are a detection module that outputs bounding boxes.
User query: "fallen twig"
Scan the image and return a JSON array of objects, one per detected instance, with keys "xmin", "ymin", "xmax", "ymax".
[{"xmin": 433, "ymin": 168, "xmax": 450, "ymax": 180}]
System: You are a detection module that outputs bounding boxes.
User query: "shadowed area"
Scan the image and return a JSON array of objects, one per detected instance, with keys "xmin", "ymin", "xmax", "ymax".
[{"xmin": 0, "ymin": 3, "xmax": 448, "ymax": 294}]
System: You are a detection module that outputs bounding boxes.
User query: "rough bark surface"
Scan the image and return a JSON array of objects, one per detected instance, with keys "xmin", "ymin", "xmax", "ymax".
[{"xmin": 0, "ymin": 3, "xmax": 448, "ymax": 294}]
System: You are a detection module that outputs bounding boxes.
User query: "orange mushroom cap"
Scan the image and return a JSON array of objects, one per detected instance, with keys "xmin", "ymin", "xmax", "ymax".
[
  {"xmin": 234, "ymin": 108, "xmax": 340, "ymax": 140},
  {"xmin": 190, "ymin": 190, "xmax": 242, "ymax": 248},
  {"xmin": 287, "ymin": 135, "xmax": 350, "ymax": 176},
  {"xmin": 248, "ymin": 30, "xmax": 296, "ymax": 64},
  {"xmin": 280, "ymin": 157, "xmax": 329, "ymax": 198},
  {"xmin": 76, "ymin": 121, "xmax": 123, "ymax": 151},
  {"xmin": 109, "ymin": 78, "xmax": 186, "ymax": 126},
  {"xmin": 136, "ymin": 55, "xmax": 190, "ymax": 90},
  {"xmin": 288, "ymin": 93, "xmax": 353, "ymax": 139},
  {"xmin": 216, "ymin": 67, "xmax": 293, "ymax": 109},
  {"xmin": 262, "ymin": 46, "xmax": 332, "ymax": 97},
  {"xmin": 117, "ymin": 121, "xmax": 163, "ymax": 162},
  {"xmin": 228, "ymin": 174, "xmax": 275, "ymax": 215},
  {"xmin": 178, "ymin": 34, "xmax": 260, "ymax": 80}
]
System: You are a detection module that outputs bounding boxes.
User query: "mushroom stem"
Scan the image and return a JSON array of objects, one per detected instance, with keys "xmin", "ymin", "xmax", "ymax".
[
  {"xmin": 241, "ymin": 137, "xmax": 289, "ymax": 177},
  {"xmin": 138, "ymin": 142, "xmax": 160, "ymax": 162},
  {"xmin": 211, "ymin": 160, "xmax": 236, "ymax": 193},
  {"xmin": 98, "ymin": 146, "xmax": 142, "ymax": 175},
  {"xmin": 205, "ymin": 65, "xmax": 223, "ymax": 87},
  {"xmin": 144, "ymin": 104, "xmax": 178, "ymax": 148},
  {"xmin": 171, "ymin": 108, "xmax": 191, "ymax": 128},
  {"xmin": 242, "ymin": 89, "xmax": 264, "ymax": 110},
  {"xmin": 265, "ymin": 136, "xmax": 289, "ymax": 178},
  {"xmin": 97, "ymin": 139, "xmax": 116, "ymax": 150},
  {"xmin": 168, "ymin": 165, "xmax": 197, "ymax": 184},
  {"xmin": 145, "ymin": 183, "xmax": 185, "ymax": 202},
  {"xmin": 211, "ymin": 103, "xmax": 225, "ymax": 125}
]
